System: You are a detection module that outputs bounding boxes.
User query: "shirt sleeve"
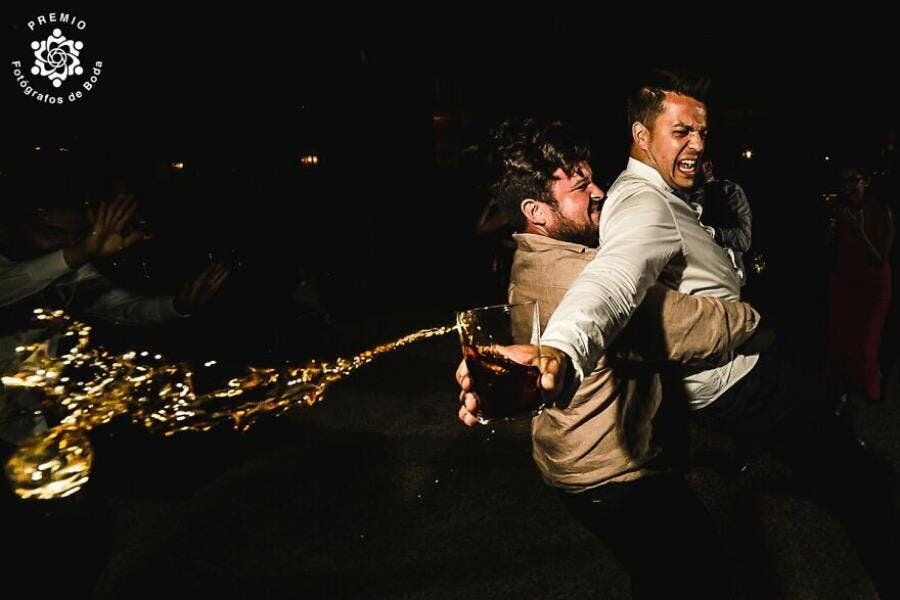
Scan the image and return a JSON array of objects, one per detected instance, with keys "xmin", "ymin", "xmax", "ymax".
[
  {"xmin": 0, "ymin": 250, "xmax": 73, "ymax": 308},
  {"xmin": 74, "ymin": 265, "xmax": 184, "ymax": 325},
  {"xmin": 612, "ymin": 287, "xmax": 760, "ymax": 364},
  {"xmin": 540, "ymin": 191, "xmax": 682, "ymax": 380}
]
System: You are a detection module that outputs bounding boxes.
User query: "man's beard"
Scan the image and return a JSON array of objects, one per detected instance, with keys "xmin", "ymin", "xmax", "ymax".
[{"xmin": 549, "ymin": 216, "xmax": 599, "ymax": 248}]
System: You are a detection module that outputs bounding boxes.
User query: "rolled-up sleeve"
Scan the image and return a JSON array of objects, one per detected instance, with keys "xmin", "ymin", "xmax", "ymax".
[{"xmin": 541, "ymin": 192, "xmax": 682, "ymax": 380}]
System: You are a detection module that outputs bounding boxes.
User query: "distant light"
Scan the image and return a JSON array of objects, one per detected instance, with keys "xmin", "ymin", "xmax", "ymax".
[
  {"xmin": 824, "ymin": 155, "xmax": 831, "ymax": 162},
  {"xmin": 741, "ymin": 148, "xmax": 753, "ymax": 160},
  {"xmin": 300, "ymin": 154, "xmax": 320, "ymax": 167},
  {"xmin": 58, "ymin": 147, "xmax": 69, "ymax": 152},
  {"xmin": 34, "ymin": 146, "xmax": 41, "ymax": 151},
  {"xmin": 171, "ymin": 161, "xmax": 185, "ymax": 170},
  {"xmin": 751, "ymin": 253, "xmax": 766, "ymax": 274}
]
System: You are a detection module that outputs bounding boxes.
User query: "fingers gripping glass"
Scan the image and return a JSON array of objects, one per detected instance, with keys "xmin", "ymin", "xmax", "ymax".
[{"xmin": 455, "ymin": 301, "xmax": 544, "ymax": 423}]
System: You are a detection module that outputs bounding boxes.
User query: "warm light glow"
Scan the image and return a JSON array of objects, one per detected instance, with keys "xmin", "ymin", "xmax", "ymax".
[
  {"xmin": 741, "ymin": 148, "xmax": 753, "ymax": 160},
  {"xmin": 171, "ymin": 161, "xmax": 185, "ymax": 170},
  {"xmin": 824, "ymin": 155, "xmax": 831, "ymax": 162},
  {"xmin": 300, "ymin": 154, "xmax": 320, "ymax": 167},
  {"xmin": 2, "ymin": 310, "xmax": 456, "ymax": 500}
]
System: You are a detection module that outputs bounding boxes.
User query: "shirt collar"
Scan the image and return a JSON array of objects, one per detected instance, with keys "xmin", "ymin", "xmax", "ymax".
[
  {"xmin": 513, "ymin": 232, "xmax": 594, "ymax": 254},
  {"xmin": 625, "ymin": 157, "xmax": 673, "ymax": 193}
]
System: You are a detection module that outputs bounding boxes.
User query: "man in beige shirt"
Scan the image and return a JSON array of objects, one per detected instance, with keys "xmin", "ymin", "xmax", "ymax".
[{"xmin": 456, "ymin": 118, "xmax": 759, "ymax": 598}]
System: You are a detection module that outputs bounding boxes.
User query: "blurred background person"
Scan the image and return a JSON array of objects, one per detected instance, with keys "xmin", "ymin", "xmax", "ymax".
[
  {"xmin": 688, "ymin": 157, "xmax": 753, "ymax": 287},
  {"xmin": 827, "ymin": 164, "xmax": 894, "ymax": 413}
]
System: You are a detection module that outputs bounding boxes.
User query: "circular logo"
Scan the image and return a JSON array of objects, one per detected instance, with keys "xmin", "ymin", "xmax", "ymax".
[{"xmin": 9, "ymin": 12, "xmax": 103, "ymax": 105}]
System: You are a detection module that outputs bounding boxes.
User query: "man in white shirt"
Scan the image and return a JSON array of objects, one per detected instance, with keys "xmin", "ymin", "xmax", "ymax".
[{"xmin": 457, "ymin": 69, "xmax": 899, "ymax": 597}]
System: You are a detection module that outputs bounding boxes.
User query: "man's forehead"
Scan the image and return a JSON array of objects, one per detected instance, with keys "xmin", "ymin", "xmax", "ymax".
[{"xmin": 660, "ymin": 92, "xmax": 707, "ymax": 122}]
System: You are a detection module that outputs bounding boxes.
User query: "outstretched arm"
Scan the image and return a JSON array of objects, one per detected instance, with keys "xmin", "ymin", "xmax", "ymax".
[
  {"xmin": 0, "ymin": 194, "xmax": 145, "ymax": 308},
  {"xmin": 541, "ymin": 192, "xmax": 682, "ymax": 382}
]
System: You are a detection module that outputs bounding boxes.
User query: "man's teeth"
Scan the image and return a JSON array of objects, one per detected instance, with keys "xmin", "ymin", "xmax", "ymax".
[{"xmin": 679, "ymin": 160, "xmax": 696, "ymax": 170}]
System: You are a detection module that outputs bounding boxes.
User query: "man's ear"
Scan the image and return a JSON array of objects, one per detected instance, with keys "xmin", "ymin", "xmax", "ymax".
[
  {"xmin": 632, "ymin": 121, "xmax": 650, "ymax": 150},
  {"xmin": 521, "ymin": 198, "xmax": 545, "ymax": 226}
]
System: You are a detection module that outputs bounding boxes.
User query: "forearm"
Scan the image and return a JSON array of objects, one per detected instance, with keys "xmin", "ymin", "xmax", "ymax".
[
  {"xmin": 612, "ymin": 288, "xmax": 760, "ymax": 364},
  {"xmin": 84, "ymin": 292, "xmax": 182, "ymax": 325},
  {"xmin": 62, "ymin": 242, "xmax": 94, "ymax": 270},
  {"xmin": 0, "ymin": 251, "xmax": 72, "ymax": 307}
]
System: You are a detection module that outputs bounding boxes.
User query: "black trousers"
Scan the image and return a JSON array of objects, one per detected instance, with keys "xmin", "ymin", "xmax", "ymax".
[
  {"xmin": 559, "ymin": 472, "xmax": 734, "ymax": 600},
  {"xmin": 694, "ymin": 350, "xmax": 900, "ymax": 599}
]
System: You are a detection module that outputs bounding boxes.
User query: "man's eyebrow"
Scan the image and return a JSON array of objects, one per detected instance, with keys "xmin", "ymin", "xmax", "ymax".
[
  {"xmin": 569, "ymin": 174, "xmax": 590, "ymax": 190},
  {"xmin": 673, "ymin": 121, "xmax": 707, "ymax": 131}
]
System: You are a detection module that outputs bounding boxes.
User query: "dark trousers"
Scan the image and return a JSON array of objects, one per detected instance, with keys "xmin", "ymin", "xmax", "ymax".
[
  {"xmin": 559, "ymin": 472, "xmax": 734, "ymax": 600},
  {"xmin": 694, "ymin": 350, "xmax": 900, "ymax": 599}
]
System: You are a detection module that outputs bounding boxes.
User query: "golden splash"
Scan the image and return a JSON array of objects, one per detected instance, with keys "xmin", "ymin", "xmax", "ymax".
[{"xmin": 3, "ymin": 309, "xmax": 456, "ymax": 500}]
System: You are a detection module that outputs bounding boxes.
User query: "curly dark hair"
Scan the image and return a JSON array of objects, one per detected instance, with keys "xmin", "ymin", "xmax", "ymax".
[
  {"xmin": 626, "ymin": 68, "xmax": 711, "ymax": 133},
  {"xmin": 486, "ymin": 118, "xmax": 591, "ymax": 231}
]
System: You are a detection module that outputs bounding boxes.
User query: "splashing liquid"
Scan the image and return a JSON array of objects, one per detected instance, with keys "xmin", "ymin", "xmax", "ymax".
[{"xmin": 3, "ymin": 309, "xmax": 456, "ymax": 500}]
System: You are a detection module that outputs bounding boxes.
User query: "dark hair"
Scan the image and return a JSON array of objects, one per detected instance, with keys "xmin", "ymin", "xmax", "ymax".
[
  {"xmin": 486, "ymin": 118, "xmax": 591, "ymax": 231},
  {"xmin": 626, "ymin": 68, "xmax": 712, "ymax": 132}
]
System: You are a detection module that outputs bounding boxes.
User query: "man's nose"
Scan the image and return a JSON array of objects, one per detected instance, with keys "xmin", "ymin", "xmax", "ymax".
[
  {"xmin": 589, "ymin": 183, "xmax": 605, "ymax": 199},
  {"xmin": 688, "ymin": 132, "xmax": 705, "ymax": 152}
]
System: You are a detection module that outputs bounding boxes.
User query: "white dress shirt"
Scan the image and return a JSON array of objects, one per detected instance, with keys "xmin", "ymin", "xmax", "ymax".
[{"xmin": 541, "ymin": 158, "xmax": 759, "ymax": 409}]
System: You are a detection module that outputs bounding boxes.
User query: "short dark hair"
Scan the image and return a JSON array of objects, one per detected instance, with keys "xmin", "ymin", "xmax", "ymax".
[
  {"xmin": 486, "ymin": 118, "xmax": 591, "ymax": 231},
  {"xmin": 626, "ymin": 69, "xmax": 712, "ymax": 132}
]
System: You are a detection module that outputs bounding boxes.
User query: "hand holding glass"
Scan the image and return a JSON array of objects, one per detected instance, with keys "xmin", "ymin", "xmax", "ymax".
[{"xmin": 456, "ymin": 301, "xmax": 543, "ymax": 423}]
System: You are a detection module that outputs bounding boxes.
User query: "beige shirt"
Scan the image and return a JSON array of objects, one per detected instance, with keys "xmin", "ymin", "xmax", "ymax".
[
  {"xmin": 510, "ymin": 233, "xmax": 759, "ymax": 491},
  {"xmin": 541, "ymin": 158, "xmax": 759, "ymax": 409}
]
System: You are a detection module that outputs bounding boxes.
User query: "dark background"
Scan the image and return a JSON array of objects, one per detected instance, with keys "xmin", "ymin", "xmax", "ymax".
[
  {"xmin": 4, "ymin": 9, "xmax": 900, "ymax": 599},
  {"xmin": 3, "ymin": 8, "xmax": 898, "ymax": 361}
]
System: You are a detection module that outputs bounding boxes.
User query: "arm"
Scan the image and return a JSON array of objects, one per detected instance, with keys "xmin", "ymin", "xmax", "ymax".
[
  {"xmin": 540, "ymin": 191, "xmax": 682, "ymax": 381},
  {"xmin": 0, "ymin": 193, "xmax": 145, "ymax": 309},
  {"xmin": 873, "ymin": 205, "xmax": 894, "ymax": 264},
  {"xmin": 74, "ymin": 265, "xmax": 183, "ymax": 325},
  {"xmin": 79, "ymin": 261, "xmax": 229, "ymax": 325},
  {"xmin": 612, "ymin": 286, "xmax": 760, "ymax": 364},
  {"xmin": 714, "ymin": 182, "xmax": 752, "ymax": 253},
  {"xmin": 839, "ymin": 207, "xmax": 888, "ymax": 264},
  {"xmin": 475, "ymin": 198, "xmax": 508, "ymax": 235},
  {"xmin": 0, "ymin": 250, "xmax": 73, "ymax": 307}
]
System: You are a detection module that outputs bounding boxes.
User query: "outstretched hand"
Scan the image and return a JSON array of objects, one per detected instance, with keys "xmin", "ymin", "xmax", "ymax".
[
  {"xmin": 64, "ymin": 193, "xmax": 147, "ymax": 268},
  {"xmin": 455, "ymin": 344, "xmax": 569, "ymax": 427},
  {"xmin": 83, "ymin": 193, "xmax": 147, "ymax": 259},
  {"xmin": 174, "ymin": 261, "xmax": 230, "ymax": 315}
]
